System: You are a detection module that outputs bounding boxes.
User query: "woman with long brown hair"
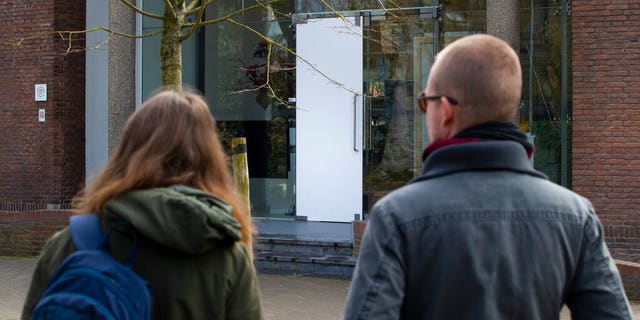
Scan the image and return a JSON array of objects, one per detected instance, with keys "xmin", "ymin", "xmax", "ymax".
[{"xmin": 22, "ymin": 90, "xmax": 263, "ymax": 319}]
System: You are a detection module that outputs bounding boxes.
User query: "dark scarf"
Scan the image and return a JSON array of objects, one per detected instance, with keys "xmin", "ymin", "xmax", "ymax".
[{"xmin": 422, "ymin": 121, "xmax": 534, "ymax": 161}]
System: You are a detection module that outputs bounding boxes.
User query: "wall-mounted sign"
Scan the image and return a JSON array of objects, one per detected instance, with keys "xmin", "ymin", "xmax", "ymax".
[
  {"xmin": 38, "ymin": 109, "xmax": 45, "ymax": 122},
  {"xmin": 35, "ymin": 84, "xmax": 47, "ymax": 101}
]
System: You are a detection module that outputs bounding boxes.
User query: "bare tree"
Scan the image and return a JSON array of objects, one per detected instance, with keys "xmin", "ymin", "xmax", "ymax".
[
  {"xmin": 8, "ymin": 0, "xmax": 525, "ymax": 210},
  {"xmin": 8, "ymin": 0, "xmax": 293, "ymax": 93}
]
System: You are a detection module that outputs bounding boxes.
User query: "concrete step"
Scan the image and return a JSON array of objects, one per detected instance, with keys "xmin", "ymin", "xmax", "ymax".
[
  {"xmin": 255, "ymin": 237, "xmax": 353, "ymax": 257},
  {"xmin": 254, "ymin": 237, "xmax": 356, "ymax": 279}
]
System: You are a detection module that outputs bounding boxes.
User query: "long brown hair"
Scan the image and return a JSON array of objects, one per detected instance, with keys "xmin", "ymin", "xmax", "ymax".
[{"xmin": 73, "ymin": 90, "xmax": 254, "ymax": 247}]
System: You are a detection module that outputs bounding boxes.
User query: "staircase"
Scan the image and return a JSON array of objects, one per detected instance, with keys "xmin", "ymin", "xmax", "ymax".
[{"xmin": 253, "ymin": 220, "xmax": 356, "ymax": 279}]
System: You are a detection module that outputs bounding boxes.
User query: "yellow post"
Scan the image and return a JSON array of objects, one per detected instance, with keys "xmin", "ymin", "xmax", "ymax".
[
  {"xmin": 232, "ymin": 137, "xmax": 253, "ymax": 257},
  {"xmin": 231, "ymin": 137, "xmax": 251, "ymax": 214}
]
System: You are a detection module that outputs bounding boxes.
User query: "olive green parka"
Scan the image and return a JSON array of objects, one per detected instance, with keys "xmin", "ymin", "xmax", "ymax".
[{"xmin": 22, "ymin": 185, "xmax": 263, "ymax": 320}]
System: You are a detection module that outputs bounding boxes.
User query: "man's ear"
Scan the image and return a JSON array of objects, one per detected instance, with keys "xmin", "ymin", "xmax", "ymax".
[{"xmin": 441, "ymin": 96, "xmax": 456, "ymax": 131}]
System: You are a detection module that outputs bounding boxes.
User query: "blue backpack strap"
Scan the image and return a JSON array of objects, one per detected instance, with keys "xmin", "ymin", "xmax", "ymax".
[{"xmin": 70, "ymin": 213, "xmax": 105, "ymax": 251}]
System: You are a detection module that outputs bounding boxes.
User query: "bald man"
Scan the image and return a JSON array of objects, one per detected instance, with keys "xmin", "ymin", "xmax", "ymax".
[{"xmin": 344, "ymin": 35, "xmax": 632, "ymax": 320}]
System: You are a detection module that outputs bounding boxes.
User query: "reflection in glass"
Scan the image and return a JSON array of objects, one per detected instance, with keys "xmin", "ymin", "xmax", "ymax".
[
  {"xmin": 439, "ymin": 1, "xmax": 572, "ymax": 187},
  {"xmin": 296, "ymin": 0, "xmax": 437, "ymax": 13},
  {"xmin": 362, "ymin": 10, "xmax": 436, "ymax": 212},
  {"xmin": 519, "ymin": 3, "xmax": 572, "ymax": 186},
  {"xmin": 141, "ymin": 0, "xmax": 572, "ymax": 218},
  {"xmin": 204, "ymin": 2, "xmax": 297, "ymax": 219}
]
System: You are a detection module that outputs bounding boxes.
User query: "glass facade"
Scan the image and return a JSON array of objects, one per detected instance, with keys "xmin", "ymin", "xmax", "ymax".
[
  {"xmin": 520, "ymin": 1, "xmax": 572, "ymax": 188},
  {"xmin": 439, "ymin": 1, "xmax": 572, "ymax": 185},
  {"xmin": 361, "ymin": 8, "xmax": 438, "ymax": 211},
  {"xmin": 203, "ymin": 2, "xmax": 297, "ymax": 219},
  {"xmin": 141, "ymin": 0, "xmax": 572, "ymax": 218}
]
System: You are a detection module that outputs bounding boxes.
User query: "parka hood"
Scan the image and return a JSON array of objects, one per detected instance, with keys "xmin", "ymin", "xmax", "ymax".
[{"xmin": 102, "ymin": 185, "xmax": 242, "ymax": 254}]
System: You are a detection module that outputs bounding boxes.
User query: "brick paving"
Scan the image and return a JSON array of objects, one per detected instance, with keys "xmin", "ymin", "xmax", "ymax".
[
  {"xmin": 2, "ymin": 256, "xmax": 640, "ymax": 320},
  {"xmin": 0, "ymin": 256, "xmax": 350, "ymax": 320}
]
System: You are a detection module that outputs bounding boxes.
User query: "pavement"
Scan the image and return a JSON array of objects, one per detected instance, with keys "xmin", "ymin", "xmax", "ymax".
[
  {"xmin": 2, "ymin": 256, "xmax": 640, "ymax": 320},
  {"xmin": 0, "ymin": 256, "xmax": 350, "ymax": 320}
]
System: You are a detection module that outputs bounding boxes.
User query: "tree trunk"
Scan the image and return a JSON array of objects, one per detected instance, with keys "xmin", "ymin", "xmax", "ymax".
[
  {"xmin": 369, "ymin": 26, "xmax": 414, "ymax": 187},
  {"xmin": 377, "ymin": 80, "xmax": 412, "ymax": 176},
  {"xmin": 487, "ymin": 0, "xmax": 519, "ymax": 123},
  {"xmin": 487, "ymin": 0, "xmax": 520, "ymax": 51},
  {"xmin": 161, "ymin": 1, "xmax": 183, "ymax": 90}
]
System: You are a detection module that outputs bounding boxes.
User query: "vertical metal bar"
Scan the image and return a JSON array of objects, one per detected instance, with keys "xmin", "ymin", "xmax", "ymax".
[
  {"xmin": 135, "ymin": 0, "xmax": 142, "ymax": 108},
  {"xmin": 529, "ymin": 0, "xmax": 534, "ymax": 135},
  {"xmin": 354, "ymin": 94, "xmax": 359, "ymax": 152},
  {"xmin": 368, "ymin": 95, "xmax": 371, "ymax": 150},
  {"xmin": 434, "ymin": 5, "xmax": 440, "ymax": 57},
  {"xmin": 362, "ymin": 94, "xmax": 368, "ymax": 151},
  {"xmin": 364, "ymin": 13, "xmax": 370, "ymax": 152},
  {"xmin": 196, "ymin": 28, "xmax": 205, "ymax": 92},
  {"xmin": 561, "ymin": 0, "xmax": 568, "ymax": 187}
]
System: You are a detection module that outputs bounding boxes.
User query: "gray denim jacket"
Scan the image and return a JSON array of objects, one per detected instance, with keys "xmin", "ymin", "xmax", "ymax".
[{"xmin": 344, "ymin": 141, "xmax": 632, "ymax": 320}]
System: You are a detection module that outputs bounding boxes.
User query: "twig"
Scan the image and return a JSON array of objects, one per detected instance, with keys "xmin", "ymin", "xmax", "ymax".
[
  {"xmin": 185, "ymin": 0, "xmax": 214, "ymax": 16},
  {"xmin": 263, "ymin": 42, "xmax": 295, "ymax": 108},
  {"xmin": 180, "ymin": 0, "xmax": 207, "ymax": 41},
  {"xmin": 119, "ymin": 0, "xmax": 163, "ymax": 19},
  {"xmin": 165, "ymin": 0, "xmax": 178, "ymax": 20},
  {"xmin": 225, "ymin": 18, "xmax": 356, "ymax": 95},
  {"xmin": 7, "ymin": 26, "xmax": 163, "ymax": 54},
  {"xmin": 185, "ymin": 0, "xmax": 200, "ymax": 12},
  {"xmin": 194, "ymin": 0, "xmax": 279, "ymax": 28}
]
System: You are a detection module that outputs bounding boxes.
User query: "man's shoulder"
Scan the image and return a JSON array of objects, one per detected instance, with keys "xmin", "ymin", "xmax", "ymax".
[
  {"xmin": 369, "ymin": 180, "xmax": 446, "ymax": 224},
  {"xmin": 518, "ymin": 175, "xmax": 595, "ymax": 212},
  {"xmin": 373, "ymin": 169, "xmax": 595, "ymax": 223}
]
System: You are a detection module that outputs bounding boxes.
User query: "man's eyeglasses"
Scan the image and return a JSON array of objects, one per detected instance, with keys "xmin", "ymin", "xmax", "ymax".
[{"xmin": 417, "ymin": 93, "xmax": 459, "ymax": 112}]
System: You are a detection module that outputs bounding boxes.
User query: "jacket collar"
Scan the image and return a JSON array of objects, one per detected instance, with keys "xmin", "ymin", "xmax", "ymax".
[{"xmin": 411, "ymin": 140, "xmax": 547, "ymax": 184}]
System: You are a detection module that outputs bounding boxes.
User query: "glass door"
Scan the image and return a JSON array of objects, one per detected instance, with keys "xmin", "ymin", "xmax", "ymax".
[
  {"xmin": 295, "ymin": 16, "xmax": 364, "ymax": 222},
  {"xmin": 293, "ymin": 7, "xmax": 439, "ymax": 219},
  {"xmin": 362, "ymin": 8, "xmax": 439, "ymax": 214}
]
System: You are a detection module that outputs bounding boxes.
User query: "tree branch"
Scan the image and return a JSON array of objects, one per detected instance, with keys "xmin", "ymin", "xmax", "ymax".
[
  {"xmin": 318, "ymin": 0, "xmax": 364, "ymax": 37},
  {"xmin": 185, "ymin": 0, "xmax": 200, "ymax": 12},
  {"xmin": 264, "ymin": 41, "xmax": 295, "ymax": 108},
  {"xmin": 185, "ymin": 0, "xmax": 213, "ymax": 16},
  {"xmin": 119, "ymin": 0, "xmax": 163, "ymax": 19},
  {"xmin": 319, "ymin": 0, "xmax": 348, "ymax": 23},
  {"xmin": 225, "ymin": 18, "xmax": 356, "ymax": 95},
  {"xmin": 193, "ymin": 0, "xmax": 279, "ymax": 28},
  {"xmin": 165, "ymin": 0, "xmax": 178, "ymax": 20},
  {"xmin": 7, "ymin": 26, "xmax": 163, "ymax": 54},
  {"xmin": 180, "ymin": 0, "xmax": 207, "ymax": 41}
]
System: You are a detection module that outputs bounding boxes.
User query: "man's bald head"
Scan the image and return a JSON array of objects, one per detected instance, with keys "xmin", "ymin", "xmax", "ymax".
[{"xmin": 427, "ymin": 34, "xmax": 522, "ymax": 130}]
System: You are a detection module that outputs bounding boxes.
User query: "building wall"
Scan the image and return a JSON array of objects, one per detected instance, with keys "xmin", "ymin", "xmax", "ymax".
[
  {"xmin": 573, "ymin": 1, "xmax": 640, "ymax": 262},
  {"xmin": 108, "ymin": 0, "xmax": 136, "ymax": 153},
  {"xmin": 0, "ymin": 0, "xmax": 86, "ymax": 210},
  {"xmin": 2, "ymin": 0, "xmax": 640, "ymax": 267},
  {"xmin": 86, "ymin": 0, "xmax": 110, "ymax": 180},
  {"xmin": 0, "ymin": 210, "xmax": 71, "ymax": 256},
  {"xmin": 86, "ymin": 0, "xmax": 137, "ymax": 179}
]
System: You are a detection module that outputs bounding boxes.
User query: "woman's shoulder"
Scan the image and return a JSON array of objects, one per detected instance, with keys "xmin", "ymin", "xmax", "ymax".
[
  {"xmin": 22, "ymin": 226, "xmax": 76, "ymax": 318},
  {"xmin": 39, "ymin": 227, "xmax": 75, "ymax": 276},
  {"xmin": 198, "ymin": 241, "xmax": 253, "ymax": 273}
]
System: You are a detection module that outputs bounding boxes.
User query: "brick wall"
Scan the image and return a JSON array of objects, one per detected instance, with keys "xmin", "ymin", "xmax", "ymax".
[
  {"xmin": 0, "ymin": 0, "xmax": 86, "ymax": 210},
  {"xmin": 0, "ymin": 210, "xmax": 71, "ymax": 256},
  {"xmin": 616, "ymin": 260, "xmax": 640, "ymax": 301},
  {"xmin": 572, "ymin": 1, "xmax": 640, "ymax": 262},
  {"xmin": 352, "ymin": 220, "xmax": 367, "ymax": 257}
]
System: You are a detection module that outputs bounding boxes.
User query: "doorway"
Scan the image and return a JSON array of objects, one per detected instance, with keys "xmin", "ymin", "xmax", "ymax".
[
  {"xmin": 362, "ymin": 8, "xmax": 439, "ymax": 213},
  {"xmin": 294, "ymin": 7, "xmax": 439, "ymax": 221}
]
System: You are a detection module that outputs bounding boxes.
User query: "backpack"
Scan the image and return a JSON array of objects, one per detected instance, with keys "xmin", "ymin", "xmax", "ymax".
[{"xmin": 32, "ymin": 213, "xmax": 153, "ymax": 320}]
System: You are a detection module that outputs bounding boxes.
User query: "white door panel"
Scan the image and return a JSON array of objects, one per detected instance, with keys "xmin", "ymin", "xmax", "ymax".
[{"xmin": 296, "ymin": 17, "xmax": 363, "ymax": 222}]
